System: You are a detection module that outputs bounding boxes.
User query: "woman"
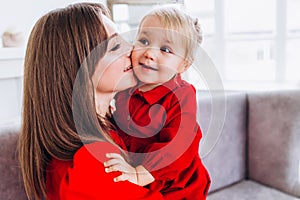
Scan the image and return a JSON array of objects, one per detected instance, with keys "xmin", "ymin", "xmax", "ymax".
[{"xmin": 18, "ymin": 3, "xmax": 163, "ymax": 200}]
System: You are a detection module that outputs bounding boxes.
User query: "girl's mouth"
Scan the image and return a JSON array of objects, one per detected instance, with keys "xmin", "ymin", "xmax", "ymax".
[
  {"xmin": 140, "ymin": 63, "xmax": 158, "ymax": 71},
  {"xmin": 123, "ymin": 65, "xmax": 133, "ymax": 72}
]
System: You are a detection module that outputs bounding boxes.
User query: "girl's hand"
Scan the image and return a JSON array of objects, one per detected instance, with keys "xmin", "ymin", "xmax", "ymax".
[{"xmin": 104, "ymin": 153, "xmax": 138, "ymax": 185}]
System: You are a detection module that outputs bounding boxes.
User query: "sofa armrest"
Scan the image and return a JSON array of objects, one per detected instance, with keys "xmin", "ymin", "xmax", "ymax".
[
  {"xmin": 248, "ymin": 90, "xmax": 300, "ymax": 198},
  {"xmin": 0, "ymin": 123, "xmax": 27, "ymax": 200},
  {"xmin": 197, "ymin": 91, "xmax": 247, "ymax": 192}
]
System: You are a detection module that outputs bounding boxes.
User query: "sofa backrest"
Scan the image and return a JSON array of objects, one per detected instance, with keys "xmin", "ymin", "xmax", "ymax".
[
  {"xmin": 248, "ymin": 90, "xmax": 300, "ymax": 198},
  {"xmin": 4, "ymin": 90, "xmax": 299, "ymax": 198},
  {"xmin": 197, "ymin": 91, "xmax": 247, "ymax": 192},
  {"xmin": 0, "ymin": 123, "xmax": 27, "ymax": 200}
]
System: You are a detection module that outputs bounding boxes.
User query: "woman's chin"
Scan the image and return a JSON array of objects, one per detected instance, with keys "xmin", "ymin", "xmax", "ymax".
[{"xmin": 115, "ymin": 76, "xmax": 137, "ymax": 91}]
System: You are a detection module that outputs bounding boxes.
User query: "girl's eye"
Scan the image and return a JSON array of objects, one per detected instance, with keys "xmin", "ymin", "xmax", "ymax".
[
  {"xmin": 160, "ymin": 46, "xmax": 172, "ymax": 53},
  {"xmin": 138, "ymin": 38, "xmax": 149, "ymax": 46},
  {"xmin": 110, "ymin": 44, "xmax": 120, "ymax": 51}
]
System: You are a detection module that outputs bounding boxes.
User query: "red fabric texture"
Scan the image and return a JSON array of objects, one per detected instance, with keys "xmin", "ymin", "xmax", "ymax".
[
  {"xmin": 114, "ymin": 76, "xmax": 211, "ymax": 199},
  {"xmin": 46, "ymin": 140, "xmax": 163, "ymax": 200}
]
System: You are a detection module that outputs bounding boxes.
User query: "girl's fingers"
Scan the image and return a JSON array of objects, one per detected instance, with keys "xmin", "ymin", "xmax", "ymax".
[
  {"xmin": 113, "ymin": 174, "xmax": 128, "ymax": 182},
  {"xmin": 105, "ymin": 163, "xmax": 126, "ymax": 173},
  {"xmin": 105, "ymin": 165, "xmax": 119, "ymax": 173},
  {"xmin": 104, "ymin": 158, "xmax": 121, "ymax": 167},
  {"xmin": 106, "ymin": 153, "xmax": 124, "ymax": 160}
]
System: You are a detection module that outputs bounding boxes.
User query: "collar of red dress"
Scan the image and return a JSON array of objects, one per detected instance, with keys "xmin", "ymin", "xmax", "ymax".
[{"xmin": 129, "ymin": 75, "xmax": 183, "ymax": 105}]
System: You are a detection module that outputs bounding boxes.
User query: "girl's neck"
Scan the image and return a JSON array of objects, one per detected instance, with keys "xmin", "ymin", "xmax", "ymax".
[
  {"xmin": 138, "ymin": 84, "xmax": 158, "ymax": 92},
  {"xmin": 138, "ymin": 74, "xmax": 181, "ymax": 92}
]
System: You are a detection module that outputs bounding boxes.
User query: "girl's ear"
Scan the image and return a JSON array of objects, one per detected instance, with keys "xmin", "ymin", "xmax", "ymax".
[{"xmin": 179, "ymin": 59, "xmax": 192, "ymax": 73}]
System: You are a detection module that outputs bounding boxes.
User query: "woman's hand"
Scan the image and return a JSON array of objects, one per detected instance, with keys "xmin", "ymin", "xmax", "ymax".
[{"xmin": 104, "ymin": 153, "xmax": 138, "ymax": 185}]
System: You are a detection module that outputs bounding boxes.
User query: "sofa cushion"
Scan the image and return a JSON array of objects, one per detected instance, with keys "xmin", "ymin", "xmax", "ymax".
[
  {"xmin": 208, "ymin": 180, "xmax": 300, "ymax": 200},
  {"xmin": 197, "ymin": 91, "xmax": 247, "ymax": 192},
  {"xmin": 0, "ymin": 123, "xmax": 27, "ymax": 200},
  {"xmin": 248, "ymin": 91, "xmax": 300, "ymax": 198}
]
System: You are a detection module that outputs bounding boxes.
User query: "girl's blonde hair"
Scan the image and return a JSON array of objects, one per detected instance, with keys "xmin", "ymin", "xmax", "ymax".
[
  {"xmin": 19, "ymin": 3, "xmax": 121, "ymax": 199},
  {"xmin": 139, "ymin": 6, "xmax": 202, "ymax": 63}
]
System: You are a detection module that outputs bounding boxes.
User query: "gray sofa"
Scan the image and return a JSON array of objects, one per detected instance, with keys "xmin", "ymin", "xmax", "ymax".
[
  {"xmin": 0, "ymin": 90, "xmax": 300, "ymax": 199},
  {"xmin": 199, "ymin": 90, "xmax": 300, "ymax": 199},
  {"xmin": 0, "ymin": 123, "xmax": 26, "ymax": 199}
]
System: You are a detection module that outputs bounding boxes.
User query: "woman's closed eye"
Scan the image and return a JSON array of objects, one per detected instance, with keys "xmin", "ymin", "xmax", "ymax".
[{"xmin": 110, "ymin": 43, "xmax": 120, "ymax": 52}]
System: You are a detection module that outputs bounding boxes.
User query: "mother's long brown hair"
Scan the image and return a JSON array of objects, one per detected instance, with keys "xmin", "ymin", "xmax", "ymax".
[{"xmin": 19, "ymin": 3, "xmax": 117, "ymax": 199}]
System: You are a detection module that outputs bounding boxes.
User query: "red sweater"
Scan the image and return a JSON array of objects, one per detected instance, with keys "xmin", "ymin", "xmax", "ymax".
[
  {"xmin": 114, "ymin": 76, "xmax": 211, "ymax": 199},
  {"xmin": 46, "ymin": 139, "xmax": 163, "ymax": 200}
]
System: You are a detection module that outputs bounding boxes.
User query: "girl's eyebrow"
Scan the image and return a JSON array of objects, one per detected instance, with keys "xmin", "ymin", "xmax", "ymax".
[
  {"xmin": 140, "ymin": 30, "xmax": 173, "ymax": 44},
  {"xmin": 140, "ymin": 31, "xmax": 148, "ymax": 36},
  {"xmin": 163, "ymin": 38, "xmax": 172, "ymax": 44}
]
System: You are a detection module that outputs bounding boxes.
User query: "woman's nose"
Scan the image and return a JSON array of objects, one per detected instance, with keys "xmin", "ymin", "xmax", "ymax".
[
  {"xmin": 119, "ymin": 36, "xmax": 133, "ymax": 57},
  {"xmin": 125, "ymin": 43, "xmax": 133, "ymax": 57}
]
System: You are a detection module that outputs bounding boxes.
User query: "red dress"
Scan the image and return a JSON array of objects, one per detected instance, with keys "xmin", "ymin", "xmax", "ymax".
[
  {"xmin": 114, "ymin": 75, "xmax": 211, "ymax": 199},
  {"xmin": 46, "ymin": 134, "xmax": 163, "ymax": 200}
]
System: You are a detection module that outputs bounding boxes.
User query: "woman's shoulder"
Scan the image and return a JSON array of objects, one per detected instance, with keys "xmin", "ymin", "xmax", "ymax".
[
  {"xmin": 58, "ymin": 141, "xmax": 121, "ymax": 199},
  {"xmin": 46, "ymin": 141, "xmax": 118, "ymax": 200},
  {"xmin": 49, "ymin": 141, "xmax": 118, "ymax": 171},
  {"xmin": 74, "ymin": 141, "xmax": 120, "ymax": 165}
]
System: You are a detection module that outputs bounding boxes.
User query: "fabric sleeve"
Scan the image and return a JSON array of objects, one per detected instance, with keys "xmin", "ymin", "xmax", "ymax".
[
  {"xmin": 140, "ymin": 85, "xmax": 202, "ymax": 181},
  {"xmin": 59, "ymin": 142, "xmax": 163, "ymax": 200}
]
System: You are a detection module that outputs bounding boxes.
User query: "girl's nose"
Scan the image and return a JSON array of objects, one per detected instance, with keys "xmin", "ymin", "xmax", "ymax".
[{"xmin": 144, "ymin": 47, "xmax": 157, "ymax": 61}]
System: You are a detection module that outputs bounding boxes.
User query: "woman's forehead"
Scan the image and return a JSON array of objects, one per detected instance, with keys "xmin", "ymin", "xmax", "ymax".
[{"xmin": 101, "ymin": 14, "xmax": 119, "ymax": 37}]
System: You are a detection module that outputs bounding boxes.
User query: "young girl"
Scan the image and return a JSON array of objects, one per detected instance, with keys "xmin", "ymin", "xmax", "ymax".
[{"xmin": 105, "ymin": 7, "xmax": 211, "ymax": 199}]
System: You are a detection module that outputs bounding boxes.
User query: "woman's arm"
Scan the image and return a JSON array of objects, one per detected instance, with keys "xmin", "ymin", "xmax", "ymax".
[{"xmin": 59, "ymin": 142, "xmax": 163, "ymax": 200}]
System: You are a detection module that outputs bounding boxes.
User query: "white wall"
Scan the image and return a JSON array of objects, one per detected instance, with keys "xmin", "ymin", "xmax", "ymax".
[
  {"xmin": 0, "ymin": 0, "xmax": 106, "ymax": 124},
  {"xmin": 0, "ymin": 0, "xmax": 106, "ymax": 46}
]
